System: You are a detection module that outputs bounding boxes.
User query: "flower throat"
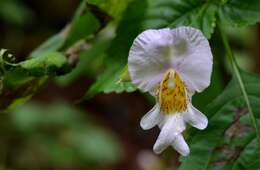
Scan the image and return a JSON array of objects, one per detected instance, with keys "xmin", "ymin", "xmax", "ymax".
[{"xmin": 158, "ymin": 69, "xmax": 188, "ymax": 114}]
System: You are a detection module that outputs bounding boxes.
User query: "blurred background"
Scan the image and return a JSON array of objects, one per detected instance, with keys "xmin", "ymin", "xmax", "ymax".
[{"xmin": 0, "ymin": 0, "xmax": 260, "ymax": 170}]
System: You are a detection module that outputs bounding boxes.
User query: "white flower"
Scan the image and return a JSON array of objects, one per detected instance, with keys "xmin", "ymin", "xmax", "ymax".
[{"xmin": 128, "ymin": 27, "xmax": 213, "ymax": 156}]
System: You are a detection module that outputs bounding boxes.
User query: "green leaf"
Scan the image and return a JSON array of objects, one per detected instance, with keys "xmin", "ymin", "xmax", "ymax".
[
  {"xmin": 118, "ymin": 65, "xmax": 131, "ymax": 82},
  {"xmin": 31, "ymin": 0, "xmax": 113, "ymax": 58},
  {"xmin": 144, "ymin": 0, "xmax": 217, "ymax": 38},
  {"xmin": 11, "ymin": 102, "xmax": 122, "ymax": 164},
  {"xmin": 69, "ymin": 127, "xmax": 121, "ymax": 163},
  {"xmin": 0, "ymin": 0, "xmax": 33, "ymax": 26},
  {"xmin": 55, "ymin": 28, "xmax": 113, "ymax": 86},
  {"xmin": 64, "ymin": 11, "xmax": 100, "ymax": 48},
  {"xmin": 180, "ymin": 70, "xmax": 260, "ymax": 170},
  {"xmin": 84, "ymin": 0, "xmax": 147, "ymax": 98},
  {"xmin": 85, "ymin": 65, "xmax": 136, "ymax": 99},
  {"xmin": 219, "ymin": 0, "xmax": 260, "ymax": 27},
  {"xmin": 107, "ymin": 0, "xmax": 148, "ymax": 63},
  {"xmin": 87, "ymin": 0, "xmax": 132, "ymax": 19},
  {"xmin": 0, "ymin": 0, "xmax": 112, "ymax": 111},
  {"xmin": 231, "ymin": 139, "xmax": 260, "ymax": 170},
  {"xmin": 0, "ymin": 51, "xmax": 68, "ymax": 111},
  {"xmin": 63, "ymin": 0, "xmax": 113, "ymax": 48},
  {"xmin": 12, "ymin": 102, "xmax": 85, "ymax": 131},
  {"xmin": 15, "ymin": 52, "xmax": 69, "ymax": 76},
  {"xmin": 1, "ymin": 50, "xmax": 67, "ymax": 77},
  {"xmin": 0, "ymin": 167, "xmax": 8, "ymax": 170}
]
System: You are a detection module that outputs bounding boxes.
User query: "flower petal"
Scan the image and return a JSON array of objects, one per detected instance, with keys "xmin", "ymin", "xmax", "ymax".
[
  {"xmin": 170, "ymin": 27, "xmax": 213, "ymax": 93},
  {"xmin": 171, "ymin": 134, "xmax": 190, "ymax": 156},
  {"xmin": 153, "ymin": 114, "xmax": 185, "ymax": 154},
  {"xmin": 184, "ymin": 104, "xmax": 208, "ymax": 130},
  {"xmin": 140, "ymin": 104, "xmax": 162, "ymax": 130},
  {"xmin": 128, "ymin": 28, "xmax": 173, "ymax": 92}
]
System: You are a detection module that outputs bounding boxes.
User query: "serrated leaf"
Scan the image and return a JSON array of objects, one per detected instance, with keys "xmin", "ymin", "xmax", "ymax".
[
  {"xmin": 219, "ymin": 0, "xmax": 260, "ymax": 27},
  {"xmin": 84, "ymin": 0, "xmax": 146, "ymax": 98},
  {"xmin": 85, "ymin": 65, "xmax": 136, "ymax": 99},
  {"xmin": 15, "ymin": 52, "xmax": 69, "ymax": 76},
  {"xmin": 144, "ymin": 0, "xmax": 217, "ymax": 38},
  {"xmin": 180, "ymin": 70, "xmax": 260, "ymax": 170}
]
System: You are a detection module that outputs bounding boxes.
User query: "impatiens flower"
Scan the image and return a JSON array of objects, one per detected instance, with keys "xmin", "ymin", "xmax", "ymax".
[{"xmin": 128, "ymin": 27, "xmax": 213, "ymax": 156}]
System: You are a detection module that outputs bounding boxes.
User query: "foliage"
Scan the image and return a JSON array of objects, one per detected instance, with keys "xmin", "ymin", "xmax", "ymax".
[
  {"xmin": 219, "ymin": 0, "xmax": 260, "ymax": 26},
  {"xmin": 1, "ymin": 0, "xmax": 260, "ymax": 169},
  {"xmin": 180, "ymin": 70, "xmax": 260, "ymax": 170},
  {"xmin": 0, "ymin": 0, "xmax": 33, "ymax": 26},
  {"xmin": 11, "ymin": 102, "xmax": 121, "ymax": 165}
]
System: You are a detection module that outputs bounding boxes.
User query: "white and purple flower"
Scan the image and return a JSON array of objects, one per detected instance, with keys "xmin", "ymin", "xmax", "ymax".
[{"xmin": 128, "ymin": 27, "xmax": 213, "ymax": 156}]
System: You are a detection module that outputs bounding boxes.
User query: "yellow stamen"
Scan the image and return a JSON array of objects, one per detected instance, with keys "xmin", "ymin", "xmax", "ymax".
[{"xmin": 158, "ymin": 69, "xmax": 188, "ymax": 114}]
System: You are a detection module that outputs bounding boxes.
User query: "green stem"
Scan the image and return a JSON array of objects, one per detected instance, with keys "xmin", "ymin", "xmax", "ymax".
[{"xmin": 218, "ymin": 23, "xmax": 260, "ymax": 144}]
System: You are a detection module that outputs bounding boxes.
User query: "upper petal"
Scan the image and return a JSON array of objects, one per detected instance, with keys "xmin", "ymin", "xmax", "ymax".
[
  {"xmin": 170, "ymin": 27, "xmax": 213, "ymax": 93},
  {"xmin": 128, "ymin": 28, "xmax": 172, "ymax": 92},
  {"xmin": 128, "ymin": 27, "xmax": 213, "ymax": 93}
]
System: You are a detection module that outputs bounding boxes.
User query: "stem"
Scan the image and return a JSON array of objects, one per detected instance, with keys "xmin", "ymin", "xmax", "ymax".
[{"xmin": 218, "ymin": 23, "xmax": 260, "ymax": 144}]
